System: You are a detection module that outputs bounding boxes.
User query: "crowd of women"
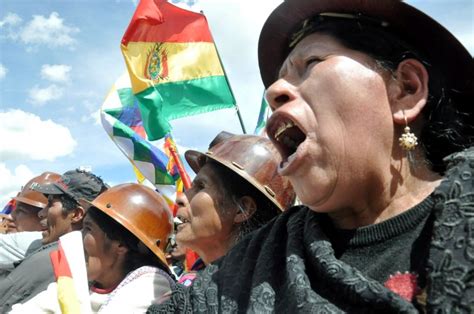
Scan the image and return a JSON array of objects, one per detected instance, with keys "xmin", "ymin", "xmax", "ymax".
[{"xmin": 1, "ymin": 0, "xmax": 473, "ymax": 312}]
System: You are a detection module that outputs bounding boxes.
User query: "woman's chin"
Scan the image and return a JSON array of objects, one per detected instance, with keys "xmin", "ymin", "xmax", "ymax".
[{"xmin": 176, "ymin": 230, "xmax": 196, "ymax": 248}]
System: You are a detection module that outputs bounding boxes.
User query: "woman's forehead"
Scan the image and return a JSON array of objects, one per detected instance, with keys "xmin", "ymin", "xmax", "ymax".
[
  {"xmin": 279, "ymin": 33, "xmax": 345, "ymax": 76},
  {"xmin": 198, "ymin": 163, "xmax": 220, "ymax": 180}
]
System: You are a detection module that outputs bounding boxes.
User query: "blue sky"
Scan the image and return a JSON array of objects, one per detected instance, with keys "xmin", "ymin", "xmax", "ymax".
[{"xmin": 0, "ymin": 0, "xmax": 472, "ymax": 205}]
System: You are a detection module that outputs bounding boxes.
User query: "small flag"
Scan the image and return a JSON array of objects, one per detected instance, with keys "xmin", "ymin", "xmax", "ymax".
[
  {"xmin": 121, "ymin": 0, "xmax": 236, "ymax": 140},
  {"xmin": 101, "ymin": 74, "xmax": 185, "ymax": 206},
  {"xmin": 50, "ymin": 231, "xmax": 91, "ymax": 314},
  {"xmin": 1, "ymin": 199, "xmax": 16, "ymax": 215},
  {"xmin": 50, "ymin": 244, "xmax": 81, "ymax": 314},
  {"xmin": 254, "ymin": 95, "xmax": 269, "ymax": 135}
]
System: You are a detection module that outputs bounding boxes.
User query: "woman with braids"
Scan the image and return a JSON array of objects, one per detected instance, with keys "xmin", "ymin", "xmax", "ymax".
[
  {"xmin": 12, "ymin": 183, "xmax": 176, "ymax": 313},
  {"xmin": 173, "ymin": 132, "xmax": 295, "ymax": 284},
  {"xmin": 149, "ymin": 0, "xmax": 473, "ymax": 313}
]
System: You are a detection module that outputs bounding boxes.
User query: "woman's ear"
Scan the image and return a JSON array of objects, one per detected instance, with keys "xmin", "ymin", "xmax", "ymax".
[
  {"xmin": 116, "ymin": 241, "xmax": 129, "ymax": 256},
  {"xmin": 389, "ymin": 58, "xmax": 429, "ymax": 125},
  {"xmin": 234, "ymin": 196, "xmax": 257, "ymax": 224},
  {"xmin": 103, "ymin": 239, "xmax": 129, "ymax": 259}
]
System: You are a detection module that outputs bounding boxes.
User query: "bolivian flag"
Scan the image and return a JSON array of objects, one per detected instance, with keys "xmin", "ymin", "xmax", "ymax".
[
  {"xmin": 50, "ymin": 243, "xmax": 81, "ymax": 314},
  {"xmin": 50, "ymin": 231, "xmax": 91, "ymax": 314},
  {"xmin": 121, "ymin": 0, "xmax": 236, "ymax": 140}
]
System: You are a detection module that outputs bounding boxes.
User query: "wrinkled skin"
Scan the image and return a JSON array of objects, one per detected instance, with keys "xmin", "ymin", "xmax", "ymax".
[
  {"xmin": 175, "ymin": 163, "xmax": 237, "ymax": 264},
  {"xmin": 266, "ymin": 33, "xmax": 440, "ymax": 228}
]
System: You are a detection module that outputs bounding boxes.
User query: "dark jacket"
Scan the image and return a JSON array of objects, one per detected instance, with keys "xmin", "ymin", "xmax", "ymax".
[{"xmin": 0, "ymin": 241, "xmax": 57, "ymax": 312}]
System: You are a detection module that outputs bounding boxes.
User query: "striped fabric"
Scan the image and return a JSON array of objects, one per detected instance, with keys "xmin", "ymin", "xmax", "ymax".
[
  {"xmin": 1, "ymin": 199, "xmax": 16, "ymax": 215},
  {"xmin": 121, "ymin": 0, "xmax": 236, "ymax": 140},
  {"xmin": 50, "ymin": 231, "xmax": 91, "ymax": 314},
  {"xmin": 254, "ymin": 95, "xmax": 270, "ymax": 135},
  {"xmin": 101, "ymin": 74, "xmax": 182, "ymax": 204},
  {"xmin": 50, "ymin": 244, "xmax": 81, "ymax": 314}
]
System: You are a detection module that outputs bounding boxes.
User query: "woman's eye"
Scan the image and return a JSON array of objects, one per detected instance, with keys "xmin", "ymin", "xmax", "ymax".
[
  {"xmin": 192, "ymin": 181, "xmax": 204, "ymax": 190},
  {"xmin": 305, "ymin": 57, "xmax": 321, "ymax": 67}
]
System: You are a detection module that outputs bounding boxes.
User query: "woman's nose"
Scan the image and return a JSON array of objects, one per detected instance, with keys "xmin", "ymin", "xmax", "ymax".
[
  {"xmin": 176, "ymin": 192, "xmax": 189, "ymax": 208},
  {"xmin": 265, "ymin": 78, "xmax": 297, "ymax": 111},
  {"xmin": 37, "ymin": 207, "xmax": 47, "ymax": 219}
]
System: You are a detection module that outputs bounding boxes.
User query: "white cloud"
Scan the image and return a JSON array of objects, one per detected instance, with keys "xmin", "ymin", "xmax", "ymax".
[
  {"xmin": 28, "ymin": 84, "xmax": 64, "ymax": 105},
  {"xmin": 0, "ymin": 109, "xmax": 77, "ymax": 161},
  {"xmin": 0, "ymin": 12, "xmax": 22, "ymax": 28},
  {"xmin": 0, "ymin": 163, "xmax": 34, "ymax": 207},
  {"xmin": 81, "ymin": 109, "xmax": 101, "ymax": 126},
  {"xmin": 41, "ymin": 64, "xmax": 71, "ymax": 83},
  {"xmin": 171, "ymin": 0, "xmax": 198, "ymax": 8},
  {"xmin": 0, "ymin": 12, "xmax": 22, "ymax": 41},
  {"xmin": 19, "ymin": 12, "xmax": 79, "ymax": 49},
  {"xmin": 0, "ymin": 63, "xmax": 7, "ymax": 79}
]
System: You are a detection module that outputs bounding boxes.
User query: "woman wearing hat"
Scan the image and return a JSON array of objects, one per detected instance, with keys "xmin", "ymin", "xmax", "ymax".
[
  {"xmin": 173, "ymin": 134, "xmax": 295, "ymax": 279},
  {"xmin": 83, "ymin": 183, "xmax": 175, "ymax": 312},
  {"xmin": 149, "ymin": 0, "xmax": 473, "ymax": 312},
  {"xmin": 12, "ymin": 183, "xmax": 175, "ymax": 313}
]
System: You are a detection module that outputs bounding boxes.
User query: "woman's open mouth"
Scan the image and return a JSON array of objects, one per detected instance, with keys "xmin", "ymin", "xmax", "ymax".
[
  {"xmin": 40, "ymin": 220, "xmax": 49, "ymax": 235},
  {"xmin": 267, "ymin": 113, "xmax": 306, "ymax": 168},
  {"xmin": 175, "ymin": 216, "xmax": 190, "ymax": 232}
]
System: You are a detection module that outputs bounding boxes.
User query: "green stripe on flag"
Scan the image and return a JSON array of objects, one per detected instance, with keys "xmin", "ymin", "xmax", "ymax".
[
  {"xmin": 111, "ymin": 120, "xmax": 175, "ymax": 185},
  {"xmin": 112, "ymin": 120, "xmax": 136, "ymax": 139},
  {"xmin": 254, "ymin": 95, "xmax": 269, "ymax": 134},
  {"xmin": 117, "ymin": 87, "xmax": 135, "ymax": 108},
  {"xmin": 136, "ymin": 75, "xmax": 235, "ymax": 140}
]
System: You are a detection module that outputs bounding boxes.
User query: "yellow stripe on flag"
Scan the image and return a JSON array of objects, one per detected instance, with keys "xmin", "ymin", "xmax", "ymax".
[
  {"xmin": 133, "ymin": 165, "xmax": 146, "ymax": 184},
  {"xmin": 57, "ymin": 276, "xmax": 81, "ymax": 314},
  {"xmin": 51, "ymin": 244, "xmax": 82, "ymax": 314},
  {"xmin": 122, "ymin": 42, "xmax": 224, "ymax": 94}
]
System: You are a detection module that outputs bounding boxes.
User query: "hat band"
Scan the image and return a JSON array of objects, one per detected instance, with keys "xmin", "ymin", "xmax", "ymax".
[{"xmin": 289, "ymin": 12, "xmax": 390, "ymax": 48}]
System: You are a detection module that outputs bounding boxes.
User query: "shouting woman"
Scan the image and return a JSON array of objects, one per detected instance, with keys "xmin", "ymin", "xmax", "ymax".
[{"xmin": 149, "ymin": 0, "xmax": 473, "ymax": 312}]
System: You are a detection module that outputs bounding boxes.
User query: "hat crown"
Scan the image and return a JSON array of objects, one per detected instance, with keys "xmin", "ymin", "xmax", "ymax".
[
  {"xmin": 258, "ymin": 0, "xmax": 472, "ymax": 92},
  {"xmin": 90, "ymin": 183, "xmax": 173, "ymax": 266},
  {"xmin": 186, "ymin": 134, "xmax": 296, "ymax": 210},
  {"xmin": 14, "ymin": 172, "xmax": 61, "ymax": 208},
  {"xmin": 56, "ymin": 169, "xmax": 107, "ymax": 202}
]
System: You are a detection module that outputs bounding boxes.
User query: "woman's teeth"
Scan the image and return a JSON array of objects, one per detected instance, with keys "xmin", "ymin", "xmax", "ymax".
[
  {"xmin": 281, "ymin": 152, "xmax": 297, "ymax": 169},
  {"xmin": 175, "ymin": 216, "xmax": 189, "ymax": 224},
  {"xmin": 274, "ymin": 121, "xmax": 295, "ymax": 141}
]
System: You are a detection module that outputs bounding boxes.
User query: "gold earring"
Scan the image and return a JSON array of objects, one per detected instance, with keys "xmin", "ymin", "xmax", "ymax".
[{"xmin": 399, "ymin": 114, "xmax": 418, "ymax": 151}]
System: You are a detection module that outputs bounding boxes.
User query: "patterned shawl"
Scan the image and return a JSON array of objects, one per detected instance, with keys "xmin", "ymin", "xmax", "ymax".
[{"xmin": 148, "ymin": 147, "xmax": 474, "ymax": 313}]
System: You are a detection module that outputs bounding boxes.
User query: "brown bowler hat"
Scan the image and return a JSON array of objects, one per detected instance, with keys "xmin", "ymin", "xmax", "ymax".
[
  {"xmin": 185, "ymin": 134, "xmax": 296, "ymax": 211},
  {"xmin": 258, "ymin": 0, "xmax": 473, "ymax": 93}
]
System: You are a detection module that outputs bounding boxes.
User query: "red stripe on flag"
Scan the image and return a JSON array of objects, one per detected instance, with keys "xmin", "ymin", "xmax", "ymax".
[
  {"xmin": 122, "ymin": 0, "xmax": 213, "ymax": 44},
  {"xmin": 131, "ymin": 125, "xmax": 147, "ymax": 139},
  {"xmin": 50, "ymin": 243, "xmax": 73, "ymax": 279}
]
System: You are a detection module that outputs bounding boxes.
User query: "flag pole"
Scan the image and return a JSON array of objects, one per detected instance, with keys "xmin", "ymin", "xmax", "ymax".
[
  {"xmin": 201, "ymin": 10, "xmax": 247, "ymax": 134},
  {"xmin": 166, "ymin": 135, "xmax": 192, "ymax": 190}
]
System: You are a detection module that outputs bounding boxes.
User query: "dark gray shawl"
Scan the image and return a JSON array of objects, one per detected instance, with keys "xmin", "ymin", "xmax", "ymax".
[{"xmin": 149, "ymin": 147, "xmax": 474, "ymax": 313}]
